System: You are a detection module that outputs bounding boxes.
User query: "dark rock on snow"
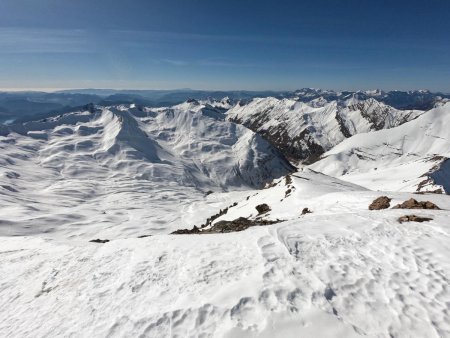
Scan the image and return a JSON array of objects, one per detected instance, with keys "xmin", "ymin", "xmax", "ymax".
[
  {"xmin": 255, "ymin": 203, "xmax": 271, "ymax": 214},
  {"xmin": 89, "ymin": 239, "xmax": 110, "ymax": 244},
  {"xmin": 301, "ymin": 208, "xmax": 312, "ymax": 215},
  {"xmin": 398, "ymin": 215, "xmax": 433, "ymax": 223},
  {"xmin": 369, "ymin": 196, "xmax": 392, "ymax": 210},
  {"xmin": 209, "ymin": 217, "xmax": 280, "ymax": 233},
  {"xmin": 393, "ymin": 198, "xmax": 440, "ymax": 210}
]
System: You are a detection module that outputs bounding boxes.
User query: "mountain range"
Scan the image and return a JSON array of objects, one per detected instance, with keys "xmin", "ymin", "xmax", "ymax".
[
  {"xmin": 1, "ymin": 89, "xmax": 449, "ymax": 337},
  {"xmin": 1, "ymin": 88, "xmax": 448, "ymax": 124}
]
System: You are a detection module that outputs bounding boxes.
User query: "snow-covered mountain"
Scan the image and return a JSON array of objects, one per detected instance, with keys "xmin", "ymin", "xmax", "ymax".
[
  {"xmin": 0, "ymin": 102, "xmax": 292, "ymax": 238},
  {"xmin": 309, "ymin": 102, "xmax": 450, "ymax": 193},
  {"xmin": 227, "ymin": 96, "xmax": 423, "ymax": 162},
  {"xmin": 290, "ymin": 88, "xmax": 449, "ymax": 110},
  {"xmin": 1, "ymin": 95, "xmax": 450, "ymax": 338}
]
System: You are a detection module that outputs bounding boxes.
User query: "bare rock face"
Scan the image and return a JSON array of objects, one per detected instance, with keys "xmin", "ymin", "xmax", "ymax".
[
  {"xmin": 398, "ymin": 215, "xmax": 433, "ymax": 223},
  {"xmin": 393, "ymin": 198, "xmax": 440, "ymax": 210},
  {"xmin": 369, "ymin": 196, "xmax": 392, "ymax": 210},
  {"xmin": 255, "ymin": 203, "xmax": 271, "ymax": 214}
]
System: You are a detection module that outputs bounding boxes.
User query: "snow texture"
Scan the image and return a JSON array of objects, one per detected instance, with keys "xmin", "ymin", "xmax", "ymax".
[{"xmin": 0, "ymin": 100, "xmax": 449, "ymax": 338}]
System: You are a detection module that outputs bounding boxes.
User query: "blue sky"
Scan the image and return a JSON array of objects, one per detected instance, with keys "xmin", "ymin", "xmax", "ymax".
[{"xmin": 0, "ymin": 0, "xmax": 449, "ymax": 91}]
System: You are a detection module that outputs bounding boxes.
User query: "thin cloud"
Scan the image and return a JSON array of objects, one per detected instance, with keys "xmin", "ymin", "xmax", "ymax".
[
  {"xmin": 161, "ymin": 59, "xmax": 189, "ymax": 66},
  {"xmin": 111, "ymin": 29, "xmax": 448, "ymax": 52},
  {"xmin": 0, "ymin": 28, "xmax": 91, "ymax": 54}
]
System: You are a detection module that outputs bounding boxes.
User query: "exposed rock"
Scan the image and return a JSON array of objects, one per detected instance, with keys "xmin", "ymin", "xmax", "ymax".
[
  {"xmin": 209, "ymin": 217, "xmax": 281, "ymax": 233},
  {"xmin": 171, "ymin": 217, "xmax": 283, "ymax": 234},
  {"xmin": 414, "ymin": 189, "xmax": 443, "ymax": 195},
  {"xmin": 285, "ymin": 174, "xmax": 292, "ymax": 185},
  {"xmin": 255, "ymin": 203, "xmax": 271, "ymax": 214},
  {"xmin": 369, "ymin": 196, "xmax": 392, "ymax": 210},
  {"xmin": 171, "ymin": 226, "xmax": 200, "ymax": 235},
  {"xmin": 301, "ymin": 208, "xmax": 312, "ymax": 215},
  {"xmin": 398, "ymin": 215, "xmax": 433, "ymax": 223},
  {"xmin": 393, "ymin": 198, "xmax": 440, "ymax": 210},
  {"xmin": 264, "ymin": 181, "xmax": 277, "ymax": 189},
  {"xmin": 89, "ymin": 239, "xmax": 110, "ymax": 243}
]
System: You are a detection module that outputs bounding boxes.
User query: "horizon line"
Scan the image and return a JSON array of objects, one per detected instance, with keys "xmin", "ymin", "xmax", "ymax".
[{"xmin": 0, "ymin": 87, "xmax": 446, "ymax": 94}]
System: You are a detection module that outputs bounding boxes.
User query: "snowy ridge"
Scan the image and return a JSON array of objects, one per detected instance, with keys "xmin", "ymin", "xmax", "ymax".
[
  {"xmin": 227, "ymin": 96, "xmax": 422, "ymax": 162},
  {"xmin": 0, "ymin": 103, "xmax": 292, "ymax": 239},
  {"xmin": 310, "ymin": 102, "xmax": 450, "ymax": 193},
  {"xmin": 291, "ymin": 88, "xmax": 449, "ymax": 110},
  {"xmin": 2, "ymin": 170, "xmax": 449, "ymax": 337},
  {"xmin": 1, "ymin": 97, "xmax": 450, "ymax": 337}
]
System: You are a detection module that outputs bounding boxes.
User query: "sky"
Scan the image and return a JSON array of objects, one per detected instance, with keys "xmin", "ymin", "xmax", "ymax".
[{"xmin": 0, "ymin": 0, "xmax": 449, "ymax": 92}]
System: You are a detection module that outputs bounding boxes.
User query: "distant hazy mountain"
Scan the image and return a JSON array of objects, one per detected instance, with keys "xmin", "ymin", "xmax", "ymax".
[{"xmin": 1, "ymin": 88, "xmax": 448, "ymax": 124}]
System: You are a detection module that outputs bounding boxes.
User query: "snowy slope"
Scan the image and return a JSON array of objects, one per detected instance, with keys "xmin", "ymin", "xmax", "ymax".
[
  {"xmin": 1, "ymin": 170, "xmax": 449, "ymax": 337},
  {"xmin": 227, "ymin": 96, "xmax": 422, "ymax": 162},
  {"xmin": 1, "ymin": 98, "xmax": 450, "ymax": 338},
  {"xmin": 310, "ymin": 102, "xmax": 450, "ymax": 193},
  {"xmin": 0, "ymin": 103, "xmax": 292, "ymax": 239},
  {"xmin": 291, "ymin": 88, "xmax": 449, "ymax": 110}
]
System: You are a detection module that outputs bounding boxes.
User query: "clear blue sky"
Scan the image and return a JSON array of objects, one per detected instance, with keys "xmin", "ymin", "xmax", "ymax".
[{"xmin": 0, "ymin": 0, "xmax": 449, "ymax": 92}]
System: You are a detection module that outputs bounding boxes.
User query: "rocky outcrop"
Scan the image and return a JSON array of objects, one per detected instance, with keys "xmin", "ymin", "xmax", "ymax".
[
  {"xmin": 369, "ymin": 196, "xmax": 392, "ymax": 210},
  {"xmin": 209, "ymin": 217, "xmax": 280, "ymax": 233},
  {"xmin": 393, "ymin": 198, "xmax": 440, "ymax": 210},
  {"xmin": 255, "ymin": 204, "xmax": 271, "ymax": 214},
  {"xmin": 171, "ymin": 217, "xmax": 283, "ymax": 234}
]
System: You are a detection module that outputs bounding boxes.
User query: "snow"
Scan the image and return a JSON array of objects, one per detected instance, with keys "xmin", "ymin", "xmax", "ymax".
[
  {"xmin": 310, "ymin": 102, "xmax": 450, "ymax": 193},
  {"xmin": 226, "ymin": 96, "xmax": 423, "ymax": 162},
  {"xmin": 1, "ymin": 169, "xmax": 450, "ymax": 337},
  {"xmin": 0, "ymin": 100, "xmax": 450, "ymax": 337},
  {"xmin": 0, "ymin": 104, "xmax": 291, "ymax": 239}
]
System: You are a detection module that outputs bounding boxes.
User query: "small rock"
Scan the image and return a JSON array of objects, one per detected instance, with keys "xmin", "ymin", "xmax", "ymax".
[
  {"xmin": 301, "ymin": 208, "xmax": 312, "ymax": 215},
  {"xmin": 369, "ymin": 196, "xmax": 391, "ymax": 210},
  {"xmin": 255, "ymin": 203, "xmax": 271, "ymax": 214},
  {"xmin": 398, "ymin": 215, "xmax": 433, "ymax": 223},
  {"xmin": 89, "ymin": 239, "xmax": 109, "ymax": 244},
  {"xmin": 285, "ymin": 175, "xmax": 292, "ymax": 185}
]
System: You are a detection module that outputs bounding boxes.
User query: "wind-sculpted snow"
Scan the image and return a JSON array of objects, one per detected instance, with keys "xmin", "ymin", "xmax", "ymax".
[
  {"xmin": 310, "ymin": 102, "xmax": 450, "ymax": 193},
  {"xmin": 1, "ymin": 170, "xmax": 449, "ymax": 337},
  {"xmin": 0, "ymin": 103, "xmax": 292, "ymax": 238},
  {"xmin": 1, "ymin": 99, "xmax": 450, "ymax": 337},
  {"xmin": 227, "ymin": 96, "xmax": 422, "ymax": 162}
]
